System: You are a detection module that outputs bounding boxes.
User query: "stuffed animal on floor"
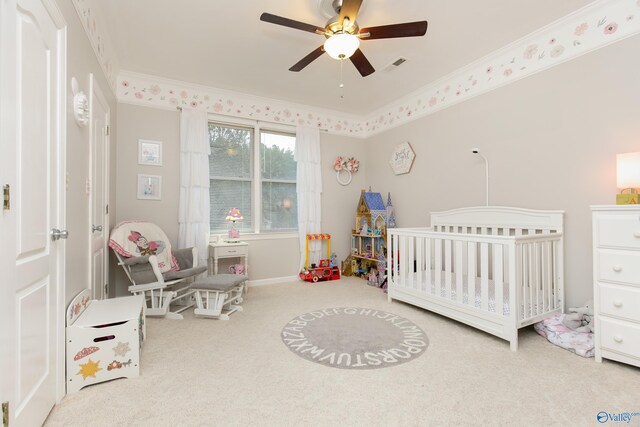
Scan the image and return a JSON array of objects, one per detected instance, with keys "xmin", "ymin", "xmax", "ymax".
[{"xmin": 562, "ymin": 300, "xmax": 594, "ymax": 333}]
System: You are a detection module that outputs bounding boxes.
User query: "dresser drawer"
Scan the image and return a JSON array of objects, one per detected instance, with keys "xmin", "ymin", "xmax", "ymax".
[
  {"xmin": 215, "ymin": 245, "xmax": 248, "ymax": 257},
  {"xmin": 600, "ymin": 318, "xmax": 640, "ymax": 357},
  {"xmin": 599, "ymin": 283, "xmax": 640, "ymax": 322},
  {"xmin": 597, "ymin": 250, "xmax": 640, "ymax": 286},
  {"xmin": 596, "ymin": 212, "xmax": 640, "ymax": 249}
]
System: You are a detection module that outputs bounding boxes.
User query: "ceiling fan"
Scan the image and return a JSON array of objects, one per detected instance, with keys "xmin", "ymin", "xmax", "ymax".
[{"xmin": 260, "ymin": 0, "xmax": 428, "ymax": 77}]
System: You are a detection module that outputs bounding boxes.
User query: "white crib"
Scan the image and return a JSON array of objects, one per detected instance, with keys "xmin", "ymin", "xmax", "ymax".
[{"xmin": 387, "ymin": 207, "xmax": 564, "ymax": 351}]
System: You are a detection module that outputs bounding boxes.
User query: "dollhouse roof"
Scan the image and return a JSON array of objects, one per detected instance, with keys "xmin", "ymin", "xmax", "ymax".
[{"xmin": 363, "ymin": 192, "xmax": 385, "ymax": 211}]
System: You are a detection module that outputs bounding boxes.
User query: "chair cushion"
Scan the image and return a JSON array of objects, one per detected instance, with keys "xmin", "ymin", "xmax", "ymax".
[
  {"xmin": 172, "ymin": 248, "xmax": 194, "ymax": 270},
  {"xmin": 163, "ymin": 266, "xmax": 207, "ymax": 281},
  {"xmin": 193, "ymin": 274, "xmax": 248, "ymax": 291}
]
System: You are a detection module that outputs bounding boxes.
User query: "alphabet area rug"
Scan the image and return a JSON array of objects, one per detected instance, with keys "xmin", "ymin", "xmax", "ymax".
[{"xmin": 281, "ymin": 307, "xmax": 428, "ymax": 370}]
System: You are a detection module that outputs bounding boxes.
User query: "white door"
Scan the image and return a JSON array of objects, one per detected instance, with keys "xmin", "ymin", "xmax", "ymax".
[
  {"xmin": 0, "ymin": 0, "xmax": 66, "ymax": 425},
  {"xmin": 89, "ymin": 75, "xmax": 110, "ymax": 300}
]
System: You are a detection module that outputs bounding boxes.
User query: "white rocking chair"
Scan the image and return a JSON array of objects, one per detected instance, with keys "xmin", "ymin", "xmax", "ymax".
[{"xmin": 110, "ymin": 221, "xmax": 207, "ymax": 319}]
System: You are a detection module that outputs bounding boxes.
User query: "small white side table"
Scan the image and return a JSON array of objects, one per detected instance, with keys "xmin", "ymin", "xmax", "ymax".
[{"xmin": 208, "ymin": 241, "xmax": 249, "ymax": 276}]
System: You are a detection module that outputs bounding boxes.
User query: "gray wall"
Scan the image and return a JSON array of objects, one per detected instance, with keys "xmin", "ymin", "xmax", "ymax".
[
  {"xmin": 57, "ymin": 0, "xmax": 118, "ymax": 304},
  {"xmin": 114, "ymin": 103, "xmax": 366, "ymax": 294},
  {"xmin": 364, "ymin": 35, "xmax": 640, "ymax": 308}
]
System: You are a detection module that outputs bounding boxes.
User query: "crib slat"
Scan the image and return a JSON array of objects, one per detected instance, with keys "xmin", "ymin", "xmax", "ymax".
[
  {"xmin": 392, "ymin": 234, "xmax": 399, "ymax": 285},
  {"xmin": 531, "ymin": 242, "xmax": 542, "ymax": 316},
  {"xmin": 425, "ymin": 237, "xmax": 432, "ymax": 294},
  {"xmin": 552, "ymin": 240, "xmax": 558, "ymax": 310},
  {"xmin": 468, "ymin": 242, "xmax": 476, "ymax": 307},
  {"xmin": 416, "ymin": 237, "xmax": 423, "ymax": 292},
  {"xmin": 529, "ymin": 243, "xmax": 534, "ymax": 318},
  {"xmin": 521, "ymin": 244, "xmax": 528, "ymax": 321},
  {"xmin": 480, "ymin": 243, "xmax": 489, "ymax": 311},
  {"xmin": 546, "ymin": 241, "xmax": 552, "ymax": 312},
  {"xmin": 445, "ymin": 240, "xmax": 452, "ymax": 299},
  {"xmin": 455, "ymin": 240, "xmax": 463, "ymax": 303},
  {"xmin": 494, "ymin": 244, "xmax": 504, "ymax": 316},
  {"xmin": 400, "ymin": 236, "xmax": 409, "ymax": 288},
  {"xmin": 408, "ymin": 235, "xmax": 415, "ymax": 289},
  {"xmin": 435, "ymin": 239, "xmax": 442, "ymax": 296}
]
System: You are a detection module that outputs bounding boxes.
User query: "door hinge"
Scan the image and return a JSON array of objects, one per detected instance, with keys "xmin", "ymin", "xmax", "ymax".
[
  {"xmin": 105, "ymin": 125, "xmax": 110, "ymax": 136},
  {"xmin": 2, "ymin": 401, "xmax": 9, "ymax": 427},
  {"xmin": 3, "ymin": 185, "xmax": 10, "ymax": 211},
  {"xmin": 105, "ymin": 204, "xmax": 109, "ymax": 215}
]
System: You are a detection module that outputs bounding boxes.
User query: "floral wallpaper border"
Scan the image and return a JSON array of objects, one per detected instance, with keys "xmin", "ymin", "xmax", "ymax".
[
  {"xmin": 118, "ymin": 71, "xmax": 365, "ymax": 136},
  {"xmin": 72, "ymin": 0, "xmax": 119, "ymax": 92},
  {"xmin": 114, "ymin": 0, "xmax": 640, "ymax": 138},
  {"xmin": 362, "ymin": 0, "xmax": 640, "ymax": 135}
]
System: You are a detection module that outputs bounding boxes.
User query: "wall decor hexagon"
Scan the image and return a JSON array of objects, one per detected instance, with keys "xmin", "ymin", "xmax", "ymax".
[{"xmin": 389, "ymin": 142, "xmax": 415, "ymax": 175}]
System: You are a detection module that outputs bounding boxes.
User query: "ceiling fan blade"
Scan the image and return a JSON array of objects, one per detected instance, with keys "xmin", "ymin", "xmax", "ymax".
[
  {"xmin": 260, "ymin": 12, "xmax": 325, "ymax": 34},
  {"xmin": 339, "ymin": 0, "xmax": 363, "ymax": 27},
  {"xmin": 289, "ymin": 46, "xmax": 325, "ymax": 72},
  {"xmin": 350, "ymin": 48, "xmax": 375, "ymax": 77},
  {"xmin": 360, "ymin": 21, "xmax": 428, "ymax": 40}
]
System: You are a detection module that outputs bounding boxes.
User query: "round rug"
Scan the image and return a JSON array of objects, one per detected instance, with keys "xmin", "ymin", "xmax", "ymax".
[{"xmin": 281, "ymin": 307, "xmax": 428, "ymax": 370}]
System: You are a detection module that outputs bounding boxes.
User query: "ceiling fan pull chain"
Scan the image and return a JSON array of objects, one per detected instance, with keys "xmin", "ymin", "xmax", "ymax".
[{"xmin": 339, "ymin": 59, "xmax": 345, "ymax": 99}]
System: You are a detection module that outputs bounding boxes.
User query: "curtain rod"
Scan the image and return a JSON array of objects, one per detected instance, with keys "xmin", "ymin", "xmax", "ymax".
[{"xmin": 176, "ymin": 106, "xmax": 328, "ymax": 132}]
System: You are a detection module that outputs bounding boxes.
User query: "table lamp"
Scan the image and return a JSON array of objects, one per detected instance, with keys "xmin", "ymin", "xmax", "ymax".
[
  {"xmin": 616, "ymin": 152, "xmax": 640, "ymax": 204},
  {"xmin": 225, "ymin": 208, "xmax": 243, "ymax": 241}
]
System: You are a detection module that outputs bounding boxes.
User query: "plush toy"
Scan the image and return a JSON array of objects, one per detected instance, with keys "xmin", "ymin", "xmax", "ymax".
[
  {"xmin": 562, "ymin": 300, "xmax": 594, "ymax": 333},
  {"xmin": 229, "ymin": 264, "xmax": 246, "ymax": 275}
]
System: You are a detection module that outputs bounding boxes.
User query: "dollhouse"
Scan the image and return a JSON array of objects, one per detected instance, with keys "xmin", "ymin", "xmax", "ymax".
[{"xmin": 347, "ymin": 190, "xmax": 390, "ymax": 283}]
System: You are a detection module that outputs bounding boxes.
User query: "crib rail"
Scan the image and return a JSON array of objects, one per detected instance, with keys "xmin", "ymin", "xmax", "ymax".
[{"xmin": 387, "ymin": 228, "xmax": 563, "ymax": 323}]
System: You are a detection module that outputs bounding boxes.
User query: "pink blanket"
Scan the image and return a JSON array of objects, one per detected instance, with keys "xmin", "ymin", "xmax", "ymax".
[{"xmin": 534, "ymin": 314, "xmax": 594, "ymax": 358}]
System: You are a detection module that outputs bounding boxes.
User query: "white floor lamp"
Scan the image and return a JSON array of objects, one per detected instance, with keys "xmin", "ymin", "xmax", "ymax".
[{"xmin": 472, "ymin": 148, "xmax": 489, "ymax": 206}]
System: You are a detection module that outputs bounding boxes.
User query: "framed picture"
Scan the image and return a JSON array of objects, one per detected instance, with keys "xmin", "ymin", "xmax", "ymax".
[
  {"xmin": 137, "ymin": 174, "xmax": 162, "ymax": 200},
  {"xmin": 138, "ymin": 139, "xmax": 163, "ymax": 166}
]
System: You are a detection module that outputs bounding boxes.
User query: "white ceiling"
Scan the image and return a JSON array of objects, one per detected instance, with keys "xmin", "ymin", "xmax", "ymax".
[{"xmin": 98, "ymin": 0, "xmax": 592, "ymax": 115}]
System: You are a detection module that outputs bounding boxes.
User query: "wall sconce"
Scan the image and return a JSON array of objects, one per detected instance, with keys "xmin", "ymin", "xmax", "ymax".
[
  {"xmin": 71, "ymin": 77, "xmax": 89, "ymax": 127},
  {"xmin": 616, "ymin": 152, "xmax": 640, "ymax": 204},
  {"xmin": 472, "ymin": 148, "xmax": 490, "ymax": 206}
]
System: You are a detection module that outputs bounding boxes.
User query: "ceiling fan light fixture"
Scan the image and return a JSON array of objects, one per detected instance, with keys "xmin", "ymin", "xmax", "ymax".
[{"xmin": 323, "ymin": 32, "xmax": 360, "ymax": 60}]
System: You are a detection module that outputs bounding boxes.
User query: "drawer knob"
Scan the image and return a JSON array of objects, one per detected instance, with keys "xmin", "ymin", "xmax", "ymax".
[
  {"xmin": 613, "ymin": 300, "xmax": 623, "ymax": 308},
  {"xmin": 613, "ymin": 335, "xmax": 623, "ymax": 343},
  {"xmin": 634, "ymin": 231, "xmax": 640, "ymax": 238},
  {"xmin": 612, "ymin": 265, "xmax": 623, "ymax": 273}
]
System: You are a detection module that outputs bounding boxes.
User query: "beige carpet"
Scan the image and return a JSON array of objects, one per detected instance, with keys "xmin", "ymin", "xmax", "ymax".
[{"xmin": 46, "ymin": 277, "xmax": 640, "ymax": 427}]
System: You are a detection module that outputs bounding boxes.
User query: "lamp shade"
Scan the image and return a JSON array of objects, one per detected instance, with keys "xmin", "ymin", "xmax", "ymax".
[
  {"xmin": 225, "ymin": 208, "xmax": 243, "ymax": 221},
  {"xmin": 323, "ymin": 33, "xmax": 360, "ymax": 60},
  {"xmin": 616, "ymin": 152, "xmax": 640, "ymax": 189}
]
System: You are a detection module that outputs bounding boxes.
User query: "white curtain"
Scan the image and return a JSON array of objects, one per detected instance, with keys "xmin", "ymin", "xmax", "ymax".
[
  {"xmin": 295, "ymin": 126, "xmax": 322, "ymax": 271},
  {"xmin": 178, "ymin": 109, "xmax": 210, "ymax": 269}
]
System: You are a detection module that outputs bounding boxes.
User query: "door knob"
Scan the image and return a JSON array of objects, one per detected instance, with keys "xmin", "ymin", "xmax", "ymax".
[
  {"xmin": 51, "ymin": 228, "xmax": 69, "ymax": 241},
  {"xmin": 92, "ymin": 224, "xmax": 103, "ymax": 232}
]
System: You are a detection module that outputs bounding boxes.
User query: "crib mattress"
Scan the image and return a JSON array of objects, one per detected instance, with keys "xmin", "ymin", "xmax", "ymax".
[{"xmin": 397, "ymin": 271, "xmax": 558, "ymax": 317}]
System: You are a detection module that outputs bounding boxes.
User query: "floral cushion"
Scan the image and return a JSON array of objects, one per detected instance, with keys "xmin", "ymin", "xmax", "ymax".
[{"xmin": 534, "ymin": 313, "xmax": 594, "ymax": 358}]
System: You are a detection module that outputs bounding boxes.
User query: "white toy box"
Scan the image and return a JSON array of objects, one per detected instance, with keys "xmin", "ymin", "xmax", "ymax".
[{"xmin": 66, "ymin": 290, "xmax": 145, "ymax": 393}]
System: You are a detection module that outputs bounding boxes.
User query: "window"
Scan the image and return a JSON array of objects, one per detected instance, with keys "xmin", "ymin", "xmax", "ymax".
[{"xmin": 209, "ymin": 121, "xmax": 297, "ymax": 234}]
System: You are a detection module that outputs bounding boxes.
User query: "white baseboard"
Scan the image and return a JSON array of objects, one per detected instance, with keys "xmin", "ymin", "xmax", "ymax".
[{"xmin": 247, "ymin": 276, "xmax": 299, "ymax": 287}]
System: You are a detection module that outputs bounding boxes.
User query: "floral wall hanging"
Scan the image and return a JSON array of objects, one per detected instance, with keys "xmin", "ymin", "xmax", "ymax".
[{"xmin": 333, "ymin": 156, "xmax": 360, "ymax": 186}]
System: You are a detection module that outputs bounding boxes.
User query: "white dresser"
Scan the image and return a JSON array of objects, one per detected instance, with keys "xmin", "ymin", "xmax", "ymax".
[{"xmin": 592, "ymin": 205, "xmax": 640, "ymax": 368}]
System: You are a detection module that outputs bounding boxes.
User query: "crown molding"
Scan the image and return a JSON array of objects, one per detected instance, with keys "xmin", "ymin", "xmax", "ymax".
[
  {"xmin": 109, "ymin": 0, "xmax": 640, "ymax": 138},
  {"xmin": 71, "ymin": 0, "xmax": 119, "ymax": 94}
]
